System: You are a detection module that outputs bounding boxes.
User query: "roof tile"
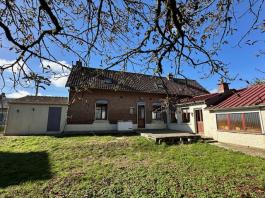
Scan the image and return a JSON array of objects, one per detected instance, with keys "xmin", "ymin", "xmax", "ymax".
[
  {"xmin": 66, "ymin": 67, "xmax": 208, "ymax": 96},
  {"xmin": 10, "ymin": 96, "xmax": 68, "ymax": 105}
]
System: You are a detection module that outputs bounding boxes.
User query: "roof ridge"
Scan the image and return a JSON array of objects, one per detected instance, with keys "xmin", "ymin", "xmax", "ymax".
[
  {"xmin": 79, "ymin": 66, "xmax": 194, "ymax": 81},
  {"xmin": 23, "ymin": 95, "xmax": 67, "ymax": 98},
  {"xmin": 66, "ymin": 66, "xmax": 209, "ymax": 95}
]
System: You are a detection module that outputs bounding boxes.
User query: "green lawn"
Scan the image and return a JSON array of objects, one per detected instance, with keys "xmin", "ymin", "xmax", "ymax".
[{"xmin": 0, "ymin": 135, "xmax": 265, "ymax": 197}]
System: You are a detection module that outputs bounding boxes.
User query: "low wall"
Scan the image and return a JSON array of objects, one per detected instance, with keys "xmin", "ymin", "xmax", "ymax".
[
  {"xmin": 146, "ymin": 120, "xmax": 167, "ymax": 129},
  {"xmin": 216, "ymin": 132, "xmax": 265, "ymax": 149},
  {"xmin": 168, "ymin": 123, "xmax": 193, "ymax": 132},
  {"xmin": 65, "ymin": 120, "xmax": 166, "ymax": 132},
  {"xmin": 65, "ymin": 120, "xmax": 117, "ymax": 132}
]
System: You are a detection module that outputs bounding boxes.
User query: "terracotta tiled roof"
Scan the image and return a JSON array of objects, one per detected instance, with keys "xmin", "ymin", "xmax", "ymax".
[
  {"xmin": 179, "ymin": 93, "xmax": 220, "ymax": 104},
  {"xmin": 66, "ymin": 67, "xmax": 208, "ymax": 96},
  {"xmin": 9, "ymin": 96, "xmax": 68, "ymax": 105},
  {"xmin": 210, "ymin": 84, "xmax": 265, "ymax": 110}
]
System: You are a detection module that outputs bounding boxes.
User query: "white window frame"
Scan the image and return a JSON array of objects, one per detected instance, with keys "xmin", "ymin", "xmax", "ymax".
[
  {"xmin": 181, "ymin": 107, "xmax": 190, "ymax": 123},
  {"xmin": 95, "ymin": 100, "xmax": 108, "ymax": 120}
]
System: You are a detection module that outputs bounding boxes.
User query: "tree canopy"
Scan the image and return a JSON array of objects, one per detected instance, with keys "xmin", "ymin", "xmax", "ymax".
[{"xmin": 0, "ymin": 0, "xmax": 264, "ymax": 90}]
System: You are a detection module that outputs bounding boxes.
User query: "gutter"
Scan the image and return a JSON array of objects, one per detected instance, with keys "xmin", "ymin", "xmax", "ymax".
[{"xmin": 209, "ymin": 105, "xmax": 265, "ymax": 112}]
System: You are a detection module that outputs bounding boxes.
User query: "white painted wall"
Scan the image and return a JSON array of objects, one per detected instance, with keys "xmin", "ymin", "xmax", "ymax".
[
  {"xmin": 146, "ymin": 120, "xmax": 167, "ymax": 129},
  {"xmin": 216, "ymin": 132, "xmax": 265, "ymax": 149},
  {"xmin": 65, "ymin": 120, "xmax": 166, "ymax": 132},
  {"xmin": 65, "ymin": 120, "xmax": 117, "ymax": 132},
  {"xmin": 5, "ymin": 103, "xmax": 68, "ymax": 135},
  {"xmin": 210, "ymin": 108, "xmax": 265, "ymax": 149},
  {"xmin": 168, "ymin": 104, "xmax": 207, "ymax": 133},
  {"xmin": 168, "ymin": 104, "xmax": 265, "ymax": 149}
]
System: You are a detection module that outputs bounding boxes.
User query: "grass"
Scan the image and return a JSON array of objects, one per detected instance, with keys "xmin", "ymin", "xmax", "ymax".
[{"xmin": 0, "ymin": 135, "xmax": 265, "ymax": 197}]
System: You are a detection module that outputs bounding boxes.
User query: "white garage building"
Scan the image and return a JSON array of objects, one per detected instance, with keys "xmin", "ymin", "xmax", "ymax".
[{"xmin": 5, "ymin": 96, "xmax": 68, "ymax": 135}]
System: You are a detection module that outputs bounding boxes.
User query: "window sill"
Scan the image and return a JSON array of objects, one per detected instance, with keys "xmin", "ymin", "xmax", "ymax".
[{"xmin": 217, "ymin": 130, "xmax": 263, "ymax": 135}]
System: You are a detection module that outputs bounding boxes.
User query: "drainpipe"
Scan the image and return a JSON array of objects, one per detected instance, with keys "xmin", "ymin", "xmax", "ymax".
[
  {"xmin": 166, "ymin": 106, "xmax": 170, "ymax": 129},
  {"xmin": 259, "ymin": 108, "xmax": 265, "ymax": 134}
]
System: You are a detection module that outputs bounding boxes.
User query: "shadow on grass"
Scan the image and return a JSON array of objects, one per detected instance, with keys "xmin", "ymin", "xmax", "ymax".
[{"xmin": 0, "ymin": 151, "xmax": 51, "ymax": 188}]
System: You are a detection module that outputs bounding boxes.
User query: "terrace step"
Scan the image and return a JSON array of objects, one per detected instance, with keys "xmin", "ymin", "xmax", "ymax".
[{"xmin": 200, "ymin": 137, "xmax": 218, "ymax": 144}]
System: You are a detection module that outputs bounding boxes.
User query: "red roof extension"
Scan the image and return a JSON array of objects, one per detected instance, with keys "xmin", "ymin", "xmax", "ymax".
[
  {"xmin": 211, "ymin": 84, "xmax": 265, "ymax": 110},
  {"xmin": 179, "ymin": 93, "xmax": 220, "ymax": 104}
]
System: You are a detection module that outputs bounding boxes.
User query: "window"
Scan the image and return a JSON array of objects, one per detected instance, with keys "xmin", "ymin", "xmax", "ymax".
[
  {"xmin": 0, "ymin": 112, "xmax": 4, "ymax": 123},
  {"xmin": 171, "ymin": 110, "xmax": 177, "ymax": 123},
  {"xmin": 104, "ymin": 78, "xmax": 113, "ymax": 84},
  {"xmin": 156, "ymin": 83, "xmax": 164, "ymax": 89},
  {"xmin": 216, "ymin": 112, "xmax": 262, "ymax": 133},
  {"xmin": 230, "ymin": 113, "xmax": 242, "ymax": 131},
  {"xmin": 181, "ymin": 108, "xmax": 190, "ymax": 123},
  {"xmin": 216, "ymin": 114, "xmax": 228, "ymax": 130},
  {"xmin": 152, "ymin": 105, "xmax": 161, "ymax": 120},
  {"xmin": 245, "ymin": 112, "xmax": 261, "ymax": 132},
  {"xmin": 95, "ymin": 104, "xmax": 107, "ymax": 120}
]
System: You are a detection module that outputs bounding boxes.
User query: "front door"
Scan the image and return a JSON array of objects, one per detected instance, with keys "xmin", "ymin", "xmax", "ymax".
[
  {"xmin": 195, "ymin": 109, "xmax": 204, "ymax": 134},
  {"xmin": 47, "ymin": 107, "xmax": 62, "ymax": 131},
  {"xmin": 137, "ymin": 105, "xmax": 145, "ymax": 128}
]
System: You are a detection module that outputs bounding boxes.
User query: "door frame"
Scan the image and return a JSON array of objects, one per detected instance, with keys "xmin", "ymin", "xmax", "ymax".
[
  {"xmin": 194, "ymin": 108, "xmax": 204, "ymax": 134},
  {"xmin": 137, "ymin": 102, "xmax": 146, "ymax": 128}
]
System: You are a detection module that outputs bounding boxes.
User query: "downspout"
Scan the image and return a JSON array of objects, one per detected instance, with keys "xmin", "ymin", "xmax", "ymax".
[
  {"xmin": 259, "ymin": 108, "xmax": 265, "ymax": 134},
  {"xmin": 166, "ymin": 105, "xmax": 170, "ymax": 129}
]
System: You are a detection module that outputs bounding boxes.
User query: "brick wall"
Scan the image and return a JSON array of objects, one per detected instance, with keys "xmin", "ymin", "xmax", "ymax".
[{"xmin": 67, "ymin": 88, "xmax": 166, "ymax": 124}]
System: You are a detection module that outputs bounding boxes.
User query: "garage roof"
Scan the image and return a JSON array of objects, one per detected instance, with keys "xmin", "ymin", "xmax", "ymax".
[{"xmin": 9, "ymin": 96, "xmax": 68, "ymax": 105}]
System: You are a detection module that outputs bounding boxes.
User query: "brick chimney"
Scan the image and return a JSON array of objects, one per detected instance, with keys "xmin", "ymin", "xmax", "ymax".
[
  {"xmin": 218, "ymin": 79, "xmax": 229, "ymax": 93},
  {"xmin": 167, "ymin": 73, "xmax": 174, "ymax": 80},
  {"xmin": 74, "ymin": 60, "xmax": 82, "ymax": 67},
  {"xmin": 0, "ymin": 93, "xmax": 5, "ymax": 100}
]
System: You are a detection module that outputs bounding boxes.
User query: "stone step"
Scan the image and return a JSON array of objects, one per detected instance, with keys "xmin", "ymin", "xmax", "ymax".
[{"xmin": 200, "ymin": 137, "xmax": 218, "ymax": 144}]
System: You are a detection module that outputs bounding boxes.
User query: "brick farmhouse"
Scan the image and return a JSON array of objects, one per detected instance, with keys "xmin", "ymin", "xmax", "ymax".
[{"xmin": 65, "ymin": 61, "xmax": 208, "ymax": 131}]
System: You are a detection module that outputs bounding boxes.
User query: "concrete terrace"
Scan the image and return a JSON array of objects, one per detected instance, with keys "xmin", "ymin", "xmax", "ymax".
[{"xmin": 139, "ymin": 130, "xmax": 201, "ymax": 144}]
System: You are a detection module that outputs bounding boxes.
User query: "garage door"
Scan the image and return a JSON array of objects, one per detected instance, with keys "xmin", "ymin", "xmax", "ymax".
[{"xmin": 47, "ymin": 107, "xmax": 62, "ymax": 131}]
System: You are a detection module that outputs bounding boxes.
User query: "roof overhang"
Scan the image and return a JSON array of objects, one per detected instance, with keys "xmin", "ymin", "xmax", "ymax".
[
  {"xmin": 175, "ymin": 101, "xmax": 205, "ymax": 106},
  {"xmin": 209, "ymin": 104, "xmax": 265, "ymax": 112}
]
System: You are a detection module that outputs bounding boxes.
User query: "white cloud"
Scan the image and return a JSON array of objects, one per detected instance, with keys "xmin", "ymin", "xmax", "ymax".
[
  {"xmin": 50, "ymin": 76, "xmax": 68, "ymax": 87},
  {"xmin": 210, "ymin": 88, "xmax": 218, "ymax": 93},
  {"xmin": 40, "ymin": 60, "xmax": 70, "ymax": 87},
  {"xmin": 6, "ymin": 90, "xmax": 31, "ymax": 98},
  {"xmin": 0, "ymin": 58, "xmax": 29, "ymax": 73},
  {"xmin": 41, "ymin": 60, "xmax": 70, "ymax": 74}
]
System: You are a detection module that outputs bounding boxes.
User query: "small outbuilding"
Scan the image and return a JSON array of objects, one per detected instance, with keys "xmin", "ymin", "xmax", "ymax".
[
  {"xmin": 5, "ymin": 96, "xmax": 68, "ymax": 135},
  {"xmin": 209, "ymin": 84, "xmax": 265, "ymax": 149},
  {"xmin": 169, "ymin": 83, "xmax": 265, "ymax": 149}
]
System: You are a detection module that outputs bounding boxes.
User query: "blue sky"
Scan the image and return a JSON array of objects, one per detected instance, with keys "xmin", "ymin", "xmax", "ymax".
[{"xmin": 1, "ymin": 3, "xmax": 264, "ymax": 98}]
